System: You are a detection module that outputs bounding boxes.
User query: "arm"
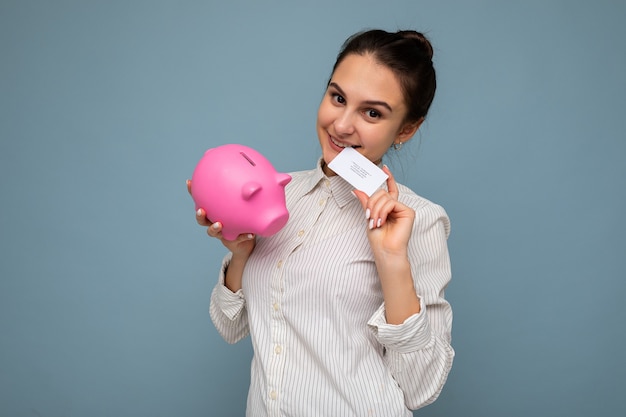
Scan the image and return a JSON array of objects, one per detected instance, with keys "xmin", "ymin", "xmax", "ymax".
[
  {"xmin": 353, "ymin": 165, "xmax": 423, "ymax": 324},
  {"xmin": 368, "ymin": 204, "xmax": 453, "ymax": 409},
  {"xmin": 188, "ymin": 180, "xmax": 255, "ymax": 344},
  {"xmin": 209, "ymin": 253, "xmax": 251, "ymax": 344},
  {"xmin": 196, "ymin": 210, "xmax": 255, "ymax": 345},
  {"xmin": 354, "ymin": 168, "xmax": 454, "ymax": 409}
]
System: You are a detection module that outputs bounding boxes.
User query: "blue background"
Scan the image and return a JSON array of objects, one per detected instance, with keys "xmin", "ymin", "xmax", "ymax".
[{"xmin": 1, "ymin": 1, "xmax": 625, "ymax": 416}]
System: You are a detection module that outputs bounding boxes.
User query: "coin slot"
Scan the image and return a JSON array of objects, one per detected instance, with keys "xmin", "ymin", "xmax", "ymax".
[{"xmin": 240, "ymin": 152, "xmax": 256, "ymax": 166}]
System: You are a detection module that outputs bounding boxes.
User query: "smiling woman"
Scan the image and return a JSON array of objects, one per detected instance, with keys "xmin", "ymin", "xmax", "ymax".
[{"xmin": 190, "ymin": 29, "xmax": 453, "ymax": 417}]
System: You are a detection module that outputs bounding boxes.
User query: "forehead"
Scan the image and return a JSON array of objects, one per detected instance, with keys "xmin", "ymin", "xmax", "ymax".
[{"xmin": 330, "ymin": 54, "xmax": 405, "ymax": 108}]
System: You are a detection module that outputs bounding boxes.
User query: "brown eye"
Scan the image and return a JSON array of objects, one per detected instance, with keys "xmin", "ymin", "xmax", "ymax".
[
  {"xmin": 367, "ymin": 109, "xmax": 381, "ymax": 118},
  {"xmin": 331, "ymin": 93, "xmax": 345, "ymax": 104}
]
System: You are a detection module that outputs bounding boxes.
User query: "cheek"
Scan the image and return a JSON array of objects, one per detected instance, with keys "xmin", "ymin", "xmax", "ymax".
[
  {"xmin": 316, "ymin": 102, "xmax": 334, "ymax": 128},
  {"xmin": 362, "ymin": 126, "xmax": 396, "ymax": 150}
]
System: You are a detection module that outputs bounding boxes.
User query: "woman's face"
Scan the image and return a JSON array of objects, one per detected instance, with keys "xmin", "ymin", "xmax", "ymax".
[{"xmin": 317, "ymin": 53, "xmax": 418, "ymax": 175}]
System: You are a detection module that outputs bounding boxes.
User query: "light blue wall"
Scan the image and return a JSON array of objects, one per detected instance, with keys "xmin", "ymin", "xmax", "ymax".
[{"xmin": 1, "ymin": 1, "xmax": 624, "ymax": 416}]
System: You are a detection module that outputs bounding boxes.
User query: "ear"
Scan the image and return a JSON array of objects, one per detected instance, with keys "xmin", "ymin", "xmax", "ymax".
[
  {"xmin": 396, "ymin": 117, "xmax": 424, "ymax": 143},
  {"xmin": 276, "ymin": 173, "xmax": 292, "ymax": 186},
  {"xmin": 242, "ymin": 181, "xmax": 262, "ymax": 200}
]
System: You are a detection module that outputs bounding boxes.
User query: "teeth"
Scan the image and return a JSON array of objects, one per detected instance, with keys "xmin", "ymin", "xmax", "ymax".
[{"xmin": 330, "ymin": 136, "xmax": 349, "ymax": 148}]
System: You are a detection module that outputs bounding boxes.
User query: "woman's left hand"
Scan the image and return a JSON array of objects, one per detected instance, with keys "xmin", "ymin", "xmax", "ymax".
[{"xmin": 353, "ymin": 165, "xmax": 415, "ymax": 257}]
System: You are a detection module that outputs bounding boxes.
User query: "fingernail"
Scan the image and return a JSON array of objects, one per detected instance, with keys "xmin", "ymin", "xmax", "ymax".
[
  {"xmin": 196, "ymin": 209, "xmax": 202, "ymax": 216},
  {"xmin": 247, "ymin": 234, "xmax": 254, "ymax": 239},
  {"xmin": 377, "ymin": 218, "xmax": 382, "ymax": 228},
  {"xmin": 369, "ymin": 218, "xmax": 374, "ymax": 230},
  {"xmin": 212, "ymin": 222, "xmax": 220, "ymax": 230},
  {"xmin": 365, "ymin": 208, "xmax": 370, "ymax": 219}
]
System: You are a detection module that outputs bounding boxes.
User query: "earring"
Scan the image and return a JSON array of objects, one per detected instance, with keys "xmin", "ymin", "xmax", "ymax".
[{"xmin": 392, "ymin": 141, "xmax": 403, "ymax": 150}]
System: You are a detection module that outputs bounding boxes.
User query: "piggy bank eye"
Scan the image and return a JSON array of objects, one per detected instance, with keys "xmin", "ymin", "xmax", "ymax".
[{"xmin": 242, "ymin": 181, "xmax": 262, "ymax": 200}]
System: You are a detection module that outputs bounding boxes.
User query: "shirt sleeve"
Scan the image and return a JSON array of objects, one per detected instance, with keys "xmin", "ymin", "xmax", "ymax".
[
  {"xmin": 209, "ymin": 252, "xmax": 250, "ymax": 344},
  {"xmin": 367, "ymin": 202, "xmax": 455, "ymax": 410}
]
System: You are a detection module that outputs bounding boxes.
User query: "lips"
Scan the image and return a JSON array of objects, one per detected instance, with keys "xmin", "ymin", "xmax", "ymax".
[{"xmin": 329, "ymin": 135, "xmax": 360, "ymax": 149}]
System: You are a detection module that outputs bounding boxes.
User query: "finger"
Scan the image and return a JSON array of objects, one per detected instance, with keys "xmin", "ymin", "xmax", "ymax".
[
  {"xmin": 353, "ymin": 189, "xmax": 369, "ymax": 211},
  {"xmin": 196, "ymin": 208, "xmax": 213, "ymax": 227},
  {"xmin": 377, "ymin": 199, "xmax": 398, "ymax": 228},
  {"xmin": 356, "ymin": 188, "xmax": 386, "ymax": 222},
  {"xmin": 382, "ymin": 165, "xmax": 399, "ymax": 199},
  {"xmin": 365, "ymin": 188, "xmax": 388, "ymax": 216},
  {"xmin": 368, "ymin": 195, "xmax": 396, "ymax": 228},
  {"xmin": 354, "ymin": 189, "xmax": 382, "ymax": 223},
  {"xmin": 186, "ymin": 179, "xmax": 192, "ymax": 195},
  {"xmin": 235, "ymin": 232, "xmax": 255, "ymax": 241},
  {"xmin": 207, "ymin": 221, "xmax": 222, "ymax": 237}
]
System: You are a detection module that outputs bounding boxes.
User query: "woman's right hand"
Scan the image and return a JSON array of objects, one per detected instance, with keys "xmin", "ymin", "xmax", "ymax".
[{"xmin": 188, "ymin": 180, "xmax": 256, "ymax": 258}]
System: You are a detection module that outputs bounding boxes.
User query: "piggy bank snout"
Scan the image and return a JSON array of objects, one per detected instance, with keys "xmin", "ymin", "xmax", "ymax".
[
  {"xmin": 256, "ymin": 207, "xmax": 289, "ymax": 237},
  {"xmin": 218, "ymin": 206, "xmax": 289, "ymax": 241},
  {"xmin": 235, "ymin": 186, "xmax": 290, "ymax": 237}
]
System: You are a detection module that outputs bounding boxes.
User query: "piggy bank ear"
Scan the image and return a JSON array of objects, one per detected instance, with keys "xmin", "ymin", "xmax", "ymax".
[
  {"xmin": 276, "ymin": 173, "xmax": 291, "ymax": 186},
  {"xmin": 242, "ymin": 181, "xmax": 262, "ymax": 200}
]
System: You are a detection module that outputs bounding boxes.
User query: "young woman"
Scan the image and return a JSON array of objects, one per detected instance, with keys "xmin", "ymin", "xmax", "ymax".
[{"xmin": 189, "ymin": 29, "xmax": 454, "ymax": 417}]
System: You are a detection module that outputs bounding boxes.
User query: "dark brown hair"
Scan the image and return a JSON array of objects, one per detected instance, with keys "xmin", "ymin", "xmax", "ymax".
[{"xmin": 329, "ymin": 29, "xmax": 436, "ymax": 124}]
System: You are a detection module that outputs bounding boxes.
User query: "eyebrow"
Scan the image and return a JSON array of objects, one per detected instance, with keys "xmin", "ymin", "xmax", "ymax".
[{"xmin": 329, "ymin": 82, "xmax": 393, "ymax": 113}]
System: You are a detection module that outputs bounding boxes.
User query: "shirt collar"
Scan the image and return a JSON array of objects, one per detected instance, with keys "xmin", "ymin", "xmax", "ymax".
[{"xmin": 300, "ymin": 157, "xmax": 357, "ymax": 208}]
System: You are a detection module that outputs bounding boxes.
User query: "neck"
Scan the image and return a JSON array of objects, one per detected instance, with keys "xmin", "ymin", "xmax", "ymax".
[{"xmin": 321, "ymin": 160, "xmax": 337, "ymax": 177}]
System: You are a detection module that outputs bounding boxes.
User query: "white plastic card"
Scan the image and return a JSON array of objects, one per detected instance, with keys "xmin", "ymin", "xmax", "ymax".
[{"xmin": 327, "ymin": 147, "xmax": 388, "ymax": 196}]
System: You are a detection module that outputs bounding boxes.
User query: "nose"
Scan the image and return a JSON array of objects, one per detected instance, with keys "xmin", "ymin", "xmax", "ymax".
[{"xmin": 334, "ymin": 111, "xmax": 355, "ymax": 137}]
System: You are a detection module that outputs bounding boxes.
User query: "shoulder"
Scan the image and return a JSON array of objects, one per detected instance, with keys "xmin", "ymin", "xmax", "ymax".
[
  {"xmin": 395, "ymin": 182, "xmax": 444, "ymax": 214},
  {"xmin": 285, "ymin": 168, "xmax": 318, "ymax": 190},
  {"xmin": 396, "ymin": 182, "xmax": 451, "ymax": 238},
  {"xmin": 287, "ymin": 168, "xmax": 317, "ymax": 183},
  {"xmin": 283, "ymin": 167, "xmax": 319, "ymax": 199}
]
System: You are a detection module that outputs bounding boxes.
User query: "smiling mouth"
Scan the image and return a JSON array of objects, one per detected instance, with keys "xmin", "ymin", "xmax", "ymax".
[{"xmin": 330, "ymin": 135, "xmax": 361, "ymax": 149}]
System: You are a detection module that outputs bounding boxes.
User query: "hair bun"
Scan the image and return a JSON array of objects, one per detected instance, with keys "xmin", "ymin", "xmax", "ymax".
[
  {"xmin": 331, "ymin": 28, "xmax": 437, "ymax": 121},
  {"xmin": 398, "ymin": 30, "xmax": 434, "ymax": 60}
]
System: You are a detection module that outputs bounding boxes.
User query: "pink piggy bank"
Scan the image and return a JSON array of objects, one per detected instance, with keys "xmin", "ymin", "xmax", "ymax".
[{"xmin": 191, "ymin": 144, "xmax": 291, "ymax": 240}]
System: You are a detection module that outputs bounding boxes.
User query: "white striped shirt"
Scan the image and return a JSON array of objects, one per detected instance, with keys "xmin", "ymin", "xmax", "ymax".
[{"xmin": 209, "ymin": 159, "xmax": 454, "ymax": 417}]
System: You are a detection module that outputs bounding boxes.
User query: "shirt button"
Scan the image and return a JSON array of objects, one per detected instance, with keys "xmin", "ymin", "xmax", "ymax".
[
  {"xmin": 273, "ymin": 302, "xmax": 279, "ymax": 311},
  {"xmin": 270, "ymin": 390, "xmax": 277, "ymax": 400},
  {"xmin": 318, "ymin": 198, "xmax": 325, "ymax": 206},
  {"xmin": 274, "ymin": 345, "xmax": 282, "ymax": 354},
  {"xmin": 277, "ymin": 260, "xmax": 283, "ymax": 268},
  {"xmin": 297, "ymin": 230, "xmax": 304, "ymax": 237}
]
